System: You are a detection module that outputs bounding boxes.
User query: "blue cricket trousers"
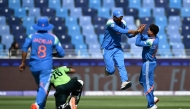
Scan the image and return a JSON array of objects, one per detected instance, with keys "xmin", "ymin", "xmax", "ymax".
[
  {"xmin": 103, "ymin": 47, "xmax": 128, "ymax": 82},
  {"xmin": 139, "ymin": 60, "xmax": 157, "ymax": 108},
  {"xmin": 31, "ymin": 69, "xmax": 52, "ymax": 109}
]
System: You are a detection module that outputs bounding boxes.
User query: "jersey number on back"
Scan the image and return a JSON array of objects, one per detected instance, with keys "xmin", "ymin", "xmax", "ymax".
[
  {"xmin": 38, "ymin": 45, "xmax": 46, "ymax": 58},
  {"xmin": 53, "ymin": 70, "xmax": 63, "ymax": 79}
]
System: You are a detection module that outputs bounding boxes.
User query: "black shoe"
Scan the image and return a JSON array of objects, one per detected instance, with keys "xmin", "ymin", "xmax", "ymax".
[{"xmin": 105, "ymin": 68, "xmax": 109, "ymax": 76}]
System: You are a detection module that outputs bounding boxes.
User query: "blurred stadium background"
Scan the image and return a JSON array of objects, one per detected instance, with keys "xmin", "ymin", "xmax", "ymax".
[
  {"xmin": 0, "ymin": 0, "xmax": 190, "ymax": 58},
  {"xmin": 0, "ymin": 1, "xmax": 190, "ymax": 108}
]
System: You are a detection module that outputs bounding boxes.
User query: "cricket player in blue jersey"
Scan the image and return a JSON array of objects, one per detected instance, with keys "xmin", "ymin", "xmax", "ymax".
[
  {"xmin": 19, "ymin": 17, "xmax": 65, "ymax": 109},
  {"xmin": 135, "ymin": 24, "xmax": 159, "ymax": 109},
  {"xmin": 101, "ymin": 9, "xmax": 142, "ymax": 90}
]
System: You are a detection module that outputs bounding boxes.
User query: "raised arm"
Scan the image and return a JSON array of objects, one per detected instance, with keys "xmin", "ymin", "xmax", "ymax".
[{"xmin": 107, "ymin": 19, "xmax": 139, "ymax": 34}]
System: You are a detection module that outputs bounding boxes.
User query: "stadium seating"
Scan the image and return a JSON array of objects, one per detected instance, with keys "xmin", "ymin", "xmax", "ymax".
[
  {"xmin": 35, "ymin": 0, "xmax": 48, "ymax": 9},
  {"xmin": 115, "ymin": 0, "xmax": 128, "ymax": 8},
  {"xmin": 82, "ymin": 25, "xmax": 95, "ymax": 36},
  {"xmin": 139, "ymin": 8, "xmax": 151, "ymax": 18},
  {"xmin": 83, "ymin": 7, "xmax": 97, "ymax": 18},
  {"xmin": 7, "ymin": 17, "xmax": 21, "ymax": 26},
  {"xmin": 71, "ymin": 34, "xmax": 85, "ymax": 46},
  {"xmin": 70, "ymin": 8, "xmax": 83, "ymax": 17},
  {"xmin": 88, "ymin": 43, "xmax": 101, "ymax": 53},
  {"xmin": 142, "ymin": 0, "xmax": 155, "ymax": 8},
  {"xmin": 102, "ymin": 0, "xmax": 115, "ymax": 8},
  {"xmin": 182, "ymin": 17, "xmax": 190, "ymax": 25},
  {"xmin": 171, "ymin": 43, "xmax": 186, "ymax": 57},
  {"xmin": 22, "ymin": 17, "xmax": 35, "ymax": 28},
  {"xmin": 14, "ymin": 8, "xmax": 27, "ymax": 18},
  {"xmin": 53, "ymin": 25, "xmax": 68, "ymax": 35},
  {"xmin": 14, "ymin": 33, "xmax": 27, "ymax": 49},
  {"xmin": 124, "ymin": 8, "xmax": 139, "ymax": 19},
  {"xmin": 167, "ymin": 8, "xmax": 180, "ymax": 16},
  {"xmin": 181, "ymin": 25, "xmax": 189, "ymax": 35},
  {"xmin": 94, "ymin": 24, "xmax": 106, "ymax": 35},
  {"xmin": 97, "ymin": 8, "xmax": 110, "ymax": 19},
  {"xmin": 28, "ymin": 8, "xmax": 41, "ymax": 17},
  {"xmin": 56, "ymin": 8, "xmax": 69, "ymax": 18},
  {"xmin": 75, "ymin": 0, "xmax": 88, "ymax": 8},
  {"xmin": 153, "ymin": 8, "xmax": 165, "ymax": 17},
  {"xmin": 74, "ymin": 44, "xmax": 90, "ymax": 57},
  {"xmin": 68, "ymin": 25, "xmax": 81, "ymax": 36},
  {"xmin": 128, "ymin": 0, "xmax": 141, "ymax": 9},
  {"xmin": 89, "ymin": 0, "xmax": 101, "ymax": 10},
  {"xmin": 85, "ymin": 34, "xmax": 99, "ymax": 45},
  {"xmin": 48, "ymin": 0, "xmax": 61, "ymax": 10},
  {"xmin": 0, "ymin": 8, "xmax": 14, "ymax": 18},
  {"xmin": 50, "ymin": 17, "xmax": 64, "ymax": 27},
  {"xmin": 0, "ymin": 0, "xmax": 189, "ymax": 58},
  {"xmin": 1, "ymin": 34, "xmax": 14, "ymax": 50},
  {"xmin": 0, "ymin": 0, "xmax": 8, "ymax": 8},
  {"xmin": 11, "ymin": 25, "xmax": 26, "ymax": 36},
  {"xmin": 0, "ymin": 16, "xmax": 6, "ymax": 25},
  {"xmin": 155, "ymin": 0, "xmax": 168, "ymax": 8},
  {"xmin": 139, "ymin": 17, "xmax": 154, "ymax": 25},
  {"xmin": 8, "ymin": 0, "xmax": 21, "ymax": 10},
  {"xmin": 168, "ymin": 16, "xmax": 181, "ymax": 26},
  {"xmin": 65, "ymin": 17, "xmax": 78, "ymax": 27},
  {"xmin": 169, "ymin": 0, "xmax": 182, "ymax": 9},
  {"xmin": 0, "ymin": 25, "xmax": 10, "ymax": 35},
  {"xmin": 79, "ymin": 16, "xmax": 92, "ymax": 26},
  {"xmin": 41, "ymin": 8, "xmax": 55, "ymax": 17},
  {"xmin": 22, "ymin": 0, "xmax": 34, "ymax": 9},
  {"xmin": 58, "ymin": 34, "xmax": 71, "ymax": 44},
  {"xmin": 62, "ymin": 0, "xmax": 75, "ymax": 9},
  {"xmin": 183, "ymin": 0, "xmax": 190, "ymax": 8},
  {"xmin": 181, "ymin": 8, "xmax": 190, "ymax": 17},
  {"xmin": 93, "ymin": 17, "xmax": 107, "ymax": 26}
]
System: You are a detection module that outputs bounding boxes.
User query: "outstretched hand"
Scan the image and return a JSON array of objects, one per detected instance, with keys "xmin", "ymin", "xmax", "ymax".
[{"xmin": 138, "ymin": 24, "xmax": 146, "ymax": 33}]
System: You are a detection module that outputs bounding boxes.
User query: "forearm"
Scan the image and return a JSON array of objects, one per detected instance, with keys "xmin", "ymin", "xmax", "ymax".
[
  {"xmin": 21, "ymin": 52, "xmax": 27, "ymax": 63},
  {"xmin": 128, "ymin": 30, "xmax": 139, "ymax": 38},
  {"xmin": 135, "ymin": 34, "xmax": 142, "ymax": 46}
]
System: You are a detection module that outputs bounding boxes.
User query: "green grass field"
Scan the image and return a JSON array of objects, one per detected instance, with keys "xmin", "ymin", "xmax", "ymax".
[{"xmin": 0, "ymin": 96, "xmax": 189, "ymax": 109}]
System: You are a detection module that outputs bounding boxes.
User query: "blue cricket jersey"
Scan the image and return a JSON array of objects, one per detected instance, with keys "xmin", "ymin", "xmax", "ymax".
[
  {"xmin": 101, "ymin": 19, "xmax": 134, "ymax": 50},
  {"xmin": 22, "ymin": 32, "xmax": 65, "ymax": 71},
  {"xmin": 135, "ymin": 34, "xmax": 159, "ymax": 62}
]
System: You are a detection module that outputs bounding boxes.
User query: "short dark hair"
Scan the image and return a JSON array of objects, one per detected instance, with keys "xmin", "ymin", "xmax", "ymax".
[{"xmin": 149, "ymin": 24, "xmax": 159, "ymax": 35}]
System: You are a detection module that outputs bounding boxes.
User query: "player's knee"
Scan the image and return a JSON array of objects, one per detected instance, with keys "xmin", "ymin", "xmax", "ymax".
[{"xmin": 107, "ymin": 68, "xmax": 115, "ymax": 75}]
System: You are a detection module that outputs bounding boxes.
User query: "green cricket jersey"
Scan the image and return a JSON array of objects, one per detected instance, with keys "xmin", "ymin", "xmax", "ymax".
[{"xmin": 50, "ymin": 66, "xmax": 71, "ymax": 87}]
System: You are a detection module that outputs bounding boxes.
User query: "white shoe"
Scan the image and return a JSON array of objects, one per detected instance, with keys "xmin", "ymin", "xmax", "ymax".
[
  {"xmin": 154, "ymin": 97, "xmax": 159, "ymax": 104},
  {"xmin": 120, "ymin": 81, "xmax": 132, "ymax": 90},
  {"xmin": 147, "ymin": 104, "xmax": 157, "ymax": 109}
]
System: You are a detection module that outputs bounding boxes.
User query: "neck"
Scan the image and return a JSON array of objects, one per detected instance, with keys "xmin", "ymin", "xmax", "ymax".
[{"xmin": 37, "ymin": 30, "xmax": 48, "ymax": 33}]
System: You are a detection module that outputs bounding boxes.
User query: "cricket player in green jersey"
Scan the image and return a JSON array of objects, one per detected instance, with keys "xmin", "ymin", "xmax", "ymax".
[{"xmin": 50, "ymin": 66, "xmax": 83, "ymax": 109}]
